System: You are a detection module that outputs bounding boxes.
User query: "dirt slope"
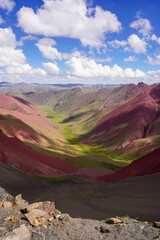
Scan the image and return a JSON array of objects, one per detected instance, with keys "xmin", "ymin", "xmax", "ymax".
[
  {"xmin": 0, "ymin": 130, "xmax": 77, "ymax": 176},
  {"xmin": 97, "ymin": 147, "xmax": 160, "ymax": 181},
  {"xmin": 84, "ymin": 83, "xmax": 160, "ymax": 153}
]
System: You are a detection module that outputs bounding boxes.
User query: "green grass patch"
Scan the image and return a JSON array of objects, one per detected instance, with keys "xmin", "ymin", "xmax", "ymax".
[
  {"xmin": 90, "ymin": 194, "xmax": 102, "ymax": 199},
  {"xmin": 69, "ymin": 196, "xmax": 78, "ymax": 202}
]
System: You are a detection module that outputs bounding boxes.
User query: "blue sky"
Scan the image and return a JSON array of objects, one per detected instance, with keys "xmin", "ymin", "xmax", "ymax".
[{"xmin": 0, "ymin": 0, "xmax": 160, "ymax": 84}]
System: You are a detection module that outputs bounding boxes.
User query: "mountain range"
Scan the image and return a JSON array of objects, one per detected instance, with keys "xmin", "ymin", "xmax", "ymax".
[{"xmin": 0, "ymin": 82, "xmax": 160, "ymax": 181}]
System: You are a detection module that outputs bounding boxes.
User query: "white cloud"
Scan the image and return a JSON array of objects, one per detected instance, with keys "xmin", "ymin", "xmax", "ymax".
[
  {"xmin": 5, "ymin": 63, "xmax": 46, "ymax": 76},
  {"xmin": 17, "ymin": 0, "xmax": 121, "ymax": 48},
  {"xmin": 36, "ymin": 38, "xmax": 62, "ymax": 60},
  {"xmin": 124, "ymin": 56, "xmax": 137, "ymax": 62},
  {"xmin": 66, "ymin": 56, "xmax": 146, "ymax": 79},
  {"xmin": 96, "ymin": 57, "xmax": 113, "ymax": 63},
  {"xmin": 0, "ymin": 27, "xmax": 46, "ymax": 78},
  {"xmin": 151, "ymin": 34, "xmax": 160, "ymax": 44},
  {"xmin": 0, "ymin": 47, "xmax": 26, "ymax": 67},
  {"xmin": 43, "ymin": 62, "xmax": 60, "ymax": 75},
  {"xmin": 21, "ymin": 34, "xmax": 38, "ymax": 41},
  {"xmin": 130, "ymin": 17, "xmax": 153, "ymax": 36},
  {"xmin": 0, "ymin": 0, "xmax": 15, "ymax": 12},
  {"xmin": 128, "ymin": 34, "xmax": 147, "ymax": 54},
  {"xmin": 0, "ymin": 16, "xmax": 5, "ymax": 24},
  {"xmin": 108, "ymin": 34, "xmax": 147, "ymax": 54},
  {"xmin": 108, "ymin": 39, "xmax": 127, "ymax": 48},
  {"xmin": 36, "ymin": 38, "xmax": 83, "ymax": 60},
  {"xmin": 0, "ymin": 27, "xmax": 16, "ymax": 47},
  {"xmin": 146, "ymin": 55, "xmax": 160, "ymax": 65}
]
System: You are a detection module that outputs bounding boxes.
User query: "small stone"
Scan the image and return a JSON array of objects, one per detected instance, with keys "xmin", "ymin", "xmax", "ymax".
[
  {"xmin": 48, "ymin": 217, "xmax": 53, "ymax": 222},
  {"xmin": 54, "ymin": 209, "xmax": 61, "ymax": 219},
  {"xmin": 0, "ymin": 224, "xmax": 31, "ymax": 240},
  {"xmin": 29, "ymin": 209, "xmax": 47, "ymax": 218},
  {"xmin": 0, "ymin": 227, "xmax": 6, "ymax": 232},
  {"xmin": 3, "ymin": 202, "xmax": 12, "ymax": 208},
  {"xmin": 37, "ymin": 217, "xmax": 45, "ymax": 225},
  {"xmin": 43, "ymin": 201, "xmax": 55, "ymax": 215},
  {"xmin": 142, "ymin": 221, "xmax": 148, "ymax": 224},
  {"xmin": 100, "ymin": 226, "xmax": 111, "ymax": 233},
  {"xmin": 12, "ymin": 194, "xmax": 26, "ymax": 208},
  {"xmin": 24, "ymin": 212, "xmax": 39, "ymax": 227},
  {"xmin": 154, "ymin": 237, "xmax": 160, "ymax": 240},
  {"xmin": 5, "ymin": 217, "xmax": 11, "ymax": 221},
  {"xmin": 11, "ymin": 216, "xmax": 18, "ymax": 223},
  {"xmin": 23, "ymin": 202, "xmax": 42, "ymax": 212},
  {"xmin": 107, "ymin": 217, "xmax": 122, "ymax": 224},
  {"xmin": 154, "ymin": 222, "xmax": 160, "ymax": 228},
  {"xmin": 59, "ymin": 214, "xmax": 70, "ymax": 222}
]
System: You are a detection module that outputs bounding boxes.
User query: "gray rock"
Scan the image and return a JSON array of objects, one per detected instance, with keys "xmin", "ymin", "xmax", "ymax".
[{"xmin": 0, "ymin": 224, "xmax": 31, "ymax": 240}]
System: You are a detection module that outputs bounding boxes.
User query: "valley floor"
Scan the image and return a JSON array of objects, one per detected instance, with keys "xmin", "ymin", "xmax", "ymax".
[{"xmin": 0, "ymin": 163, "xmax": 160, "ymax": 222}]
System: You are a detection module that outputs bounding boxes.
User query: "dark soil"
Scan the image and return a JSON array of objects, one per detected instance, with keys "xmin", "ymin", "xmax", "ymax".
[
  {"xmin": 0, "ymin": 163, "xmax": 160, "ymax": 222},
  {"xmin": 0, "ymin": 187, "xmax": 160, "ymax": 240}
]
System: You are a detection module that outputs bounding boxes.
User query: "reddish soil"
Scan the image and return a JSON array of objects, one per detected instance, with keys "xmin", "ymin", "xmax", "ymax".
[
  {"xmin": 0, "ymin": 94, "xmax": 64, "ymax": 145},
  {"xmin": 97, "ymin": 147, "xmax": 160, "ymax": 181},
  {"xmin": 84, "ymin": 84, "xmax": 160, "ymax": 149},
  {"xmin": 78, "ymin": 167, "xmax": 114, "ymax": 178},
  {"xmin": 0, "ymin": 93, "xmax": 38, "ymax": 113},
  {"xmin": 0, "ymin": 129, "xmax": 77, "ymax": 176}
]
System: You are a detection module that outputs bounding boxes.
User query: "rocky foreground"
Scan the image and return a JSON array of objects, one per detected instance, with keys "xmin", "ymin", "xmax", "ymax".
[{"xmin": 0, "ymin": 187, "xmax": 160, "ymax": 240}]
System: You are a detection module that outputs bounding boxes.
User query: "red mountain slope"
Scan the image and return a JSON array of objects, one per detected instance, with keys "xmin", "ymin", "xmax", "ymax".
[
  {"xmin": 84, "ymin": 84, "xmax": 160, "ymax": 151},
  {"xmin": 0, "ymin": 93, "xmax": 65, "ymax": 146},
  {"xmin": 97, "ymin": 147, "xmax": 160, "ymax": 181},
  {"xmin": 0, "ymin": 93, "xmax": 38, "ymax": 113},
  {"xmin": 0, "ymin": 130, "xmax": 77, "ymax": 176}
]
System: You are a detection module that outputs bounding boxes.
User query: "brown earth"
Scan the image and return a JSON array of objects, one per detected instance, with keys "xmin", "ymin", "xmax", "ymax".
[{"xmin": 0, "ymin": 163, "xmax": 159, "ymax": 222}]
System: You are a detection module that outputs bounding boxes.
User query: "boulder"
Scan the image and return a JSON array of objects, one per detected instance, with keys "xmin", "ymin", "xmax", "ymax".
[{"xmin": 0, "ymin": 224, "xmax": 31, "ymax": 240}]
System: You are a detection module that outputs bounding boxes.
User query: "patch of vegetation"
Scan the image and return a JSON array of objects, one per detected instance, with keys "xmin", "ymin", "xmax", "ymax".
[
  {"xmin": 69, "ymin": 195, "xmax": 78, "ymax": 202},
  {"xmin": 90, "ymin": 194, "xmax": 102, "ymax": 199},
  {"xmin": 28, "ymin": 174, "xmax": 88, "ymax": 183},
  {"xmin": 121, "ymin": 215, "xmax": 130, "ymax": 220}
]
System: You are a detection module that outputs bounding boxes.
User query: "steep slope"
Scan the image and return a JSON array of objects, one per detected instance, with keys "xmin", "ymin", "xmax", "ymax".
[
  {"xmin": 97, "ymin": 147, "xmax": 160, "ymax": 181},
  {"xmin": 23, "ymin": 87, "xmax": 87, "ymax": 106},
  {"xmin": 56, "ymin": 83, "xmax": 148, "ymax": 114},
  {"xmin": 84, "ymin": 83, "xmax": 160, "ymax": 160},
  {"xmin": 0, "ymin": 93, "xmax": 65, "ymax": 147},
  {"xmin": 0, "ymin": 129, "xmax": 77, "ymax": 176}
]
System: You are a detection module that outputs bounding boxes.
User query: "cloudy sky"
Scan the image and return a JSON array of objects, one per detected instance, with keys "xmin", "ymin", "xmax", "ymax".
[{"xmin": 0, "ymin": 0, "xmax": 160, "ymax": 84}]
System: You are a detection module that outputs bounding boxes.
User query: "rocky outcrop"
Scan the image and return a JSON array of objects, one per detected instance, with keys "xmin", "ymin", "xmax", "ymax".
[{"xmin": 0, "ymin": 188, "xmax": 159, "ymax": 240}]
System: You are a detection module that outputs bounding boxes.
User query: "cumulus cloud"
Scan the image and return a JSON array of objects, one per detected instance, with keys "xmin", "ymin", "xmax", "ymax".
[
  {"xmin": 21, "ymin": 34, "xmax": 38, "ymax": 41},
  {"xmin": 108, "ymin": 34, "xmax": 147, "ymax": 54},
  {"xmin": 5, "ymin": 63, "xmax": 46, "ymax": 76},
  {"xmin": 36, "ymin": 38, "xmax": 62, "ymax": 60},
  {"xmin": 96, "ymin": 57, "xmax": 113, "ymax": 63},
  {"xmin": 43, "ymin": 62, "xmax": 60, "ymax": 75},
  {"xmin": 17, "ymin": 0, "xmax": 122, "ymax": 48},
  {"xmin": 0, "ymin": 0, "xmax": 15, "ymax": 12},
  {"xmin": 130, "ymin": 17, "xmax": 153, "ymax": 36},
  {"xmin": 146, "ymin": 55, "xmax": 160, "ymax": 65},
  {"xmin": 128, "ymin": 34, "xmax": 147, "ymax": 54},
  {"xmin": 108, "ymin": 40, "xmax": 127, "ymax": 48},
  {"xmin": 36, "ymin": 37, "xmax": 83, "ymax": 60},
  {"xmin": 124, "ymin": 56, "xmax": 137, "ymax": 62},
  {"xmin": 151, "ymin": 34, "xmax": 160, "ymax": 44},
  {"xmin": 66, "ymin": 56, "xmax": 145, "ymax": 79},
  {"xmin": 0, "ymin": 27, "xmax": 16, "ymax": 47},
  {"xmin": 0, "ymin": 27, "xmax": 46, "ymax": 78}
]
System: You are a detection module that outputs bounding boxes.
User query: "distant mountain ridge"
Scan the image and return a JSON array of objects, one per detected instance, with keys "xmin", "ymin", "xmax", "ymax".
[{"xmin": 0, "ymin": 81, "xmax": 122, "ymax": 94}]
